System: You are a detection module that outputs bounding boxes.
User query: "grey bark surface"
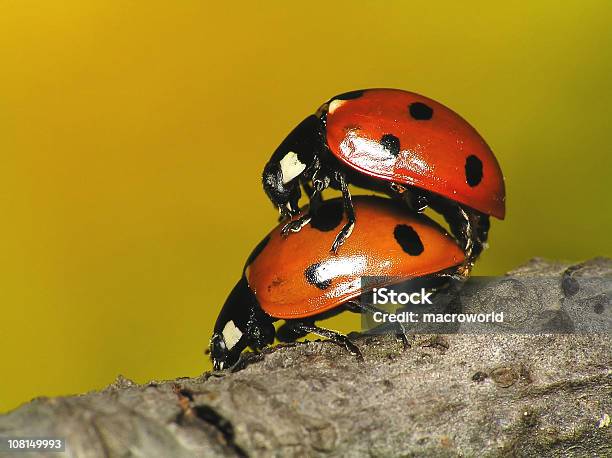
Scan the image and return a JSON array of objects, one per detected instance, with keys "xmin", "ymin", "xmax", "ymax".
[{"xmin": 1, "ymin": 258, "xmax": 611, "ymax": 458}]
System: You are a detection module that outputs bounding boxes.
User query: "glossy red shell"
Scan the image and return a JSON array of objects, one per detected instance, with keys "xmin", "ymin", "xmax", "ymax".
[
  {"xmin": 324, "ymin": 89, "xmax": 505, "ymax": 219},
  {"xmin": 245, "ymin": 196, "xmax": 465, "ymax": 319}
]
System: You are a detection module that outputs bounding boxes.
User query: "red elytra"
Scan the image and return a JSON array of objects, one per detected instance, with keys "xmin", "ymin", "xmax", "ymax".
[
  {"xmin": 245, "ymin": 196, "xmax": 465, "ymax": 319},
  {"xmin": 324, "ymin": 89, "xmax": 505, "ymax": 219}
]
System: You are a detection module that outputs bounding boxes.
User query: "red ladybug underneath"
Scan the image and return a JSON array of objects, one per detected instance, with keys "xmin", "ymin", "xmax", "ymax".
[
  {"xmin": 262, "ymin": 88, "xmax": 505, "ymax": 270},
  {"xmin": 210, "ymin": 196, "xmax": 465, "ymax": 370}
]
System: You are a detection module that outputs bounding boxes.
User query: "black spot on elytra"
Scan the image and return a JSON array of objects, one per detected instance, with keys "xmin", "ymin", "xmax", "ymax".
[
  {"xmin": 409, "ymin": 102, "xmax": 433, "ymax": 120},
  {"xmin": 305, "ymin": 263, "xmax": 332, "ymax": 290},
  {"xmin": 394, "ymin": 224, "xmax": 424, "ymax": 256},
  {"xmin": 245, "ymin": 235, "xmax": 270, "ymax": 267},
  {"xmin": 333, "ymin": 90, "xmax": 365, "ymax": 101},
  {"xmin": 380, "ymin": 134, "xmax": 401, "ymax": 156},
  {"xmin": 310, "ymin": 200, "xmax": 344, "ymax": 232},
  {"xmin": 465, "ymin": 155, "xmax": 483, "ymax": 187}
]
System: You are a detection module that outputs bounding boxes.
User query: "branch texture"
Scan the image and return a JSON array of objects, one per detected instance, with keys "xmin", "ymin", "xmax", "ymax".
[{"xmin": 1, "ymin": 258, "xmax": 611, "ymax": 457}]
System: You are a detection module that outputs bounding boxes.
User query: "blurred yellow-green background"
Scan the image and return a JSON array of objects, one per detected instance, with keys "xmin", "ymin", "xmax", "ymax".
[{"xmin": 1, "ymin": 1, "xmax": 611, "ymax": 413}]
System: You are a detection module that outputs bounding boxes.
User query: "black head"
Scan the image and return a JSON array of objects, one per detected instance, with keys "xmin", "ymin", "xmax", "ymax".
[
  {"xmin": 262, "ymin": 115, "xmax": 325, "ymax": 218},
  {"xmin": 210, "ymin": 277, "xmax": 275, "ymax": 370}
]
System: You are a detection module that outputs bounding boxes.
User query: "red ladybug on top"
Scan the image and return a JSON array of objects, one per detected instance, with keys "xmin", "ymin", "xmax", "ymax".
[{"xmin": 262, "ymin": 88, "xmax": 505, "ymax": 271}]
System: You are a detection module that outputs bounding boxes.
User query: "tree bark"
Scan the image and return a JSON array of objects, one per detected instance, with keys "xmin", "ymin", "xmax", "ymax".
[{"xmin": 1, "ymin": 258, "xmax": 611, "ymax": 457}]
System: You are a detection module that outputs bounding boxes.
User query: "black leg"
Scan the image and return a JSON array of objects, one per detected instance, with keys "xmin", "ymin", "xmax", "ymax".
[
  {"xmin": 397, "ymin": 187, "xmax": 428, "ymax": 213},
  {"xmin": 284, "ymin": 320, "xmax": 363, "ymax": 360},
  {"xmin": 306, "ymin": 163, "xmax": 329, "ymax": 208},
  {"xmin": 331, "ymin": 172, "xmax": 356, "ymax": 253},
  {"xmin": 281, "ymin": 213, "xmax": 312, "ymax": 236},
  {"xmin": 276, "ymin": 322, "xmax": 310, "ymax": 343},
  {"xmin": 281, "ymin": 167, "xmax": 330, "ymax": 236},
  {"xmin": 228, "ymin": 352, "xmax": 265, "ymax": 373},
  {"xmin": 301, "ymin": 178, "xmax": 314, "ymax": 198},
  {"xmin": 307, "ymin": 177, "xmax": 326, "ymax": 214},
  {"xmin": 456, "ymin": 206, "xmax": 475, "ymax": 263},
  {"xmin": 413, "ymin": 195, "xmax": 429, "ymax": 213},
  {"xmin": 304, "ymin": 158, "xmax": 328, "ymax": 214},
  {"xmin": 427, "ymin": 196, "xmax": 489, "ymax": 274},
  {"xmin": 464, "ymin": 210, "xmax": 489, "ymax": 271}
]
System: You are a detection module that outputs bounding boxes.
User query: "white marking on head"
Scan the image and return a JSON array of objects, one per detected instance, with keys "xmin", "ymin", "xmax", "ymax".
[
  {"xmin": 222, "ymin": 320, "xmax": 243, "ymax": 350},
  {"xmin": 280, "ymin": 151, "xmax": 306, "ymax": 184},
  {"xmin": 344, "ymin": 222, "xmax": 355, "ymax": 239},
  {"xmin": 328, "ymin": 99, "xmax": 347, "ymax": 114}
]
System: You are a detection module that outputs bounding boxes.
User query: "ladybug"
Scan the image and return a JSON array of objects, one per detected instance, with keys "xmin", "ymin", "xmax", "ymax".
[
  {"xmin": 262, "ymin": 88, "xmax": 505, "ymax": 269},
  {"xmin": 210, "ymin": 196, "xmax": 465, "ymax": 370}
]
